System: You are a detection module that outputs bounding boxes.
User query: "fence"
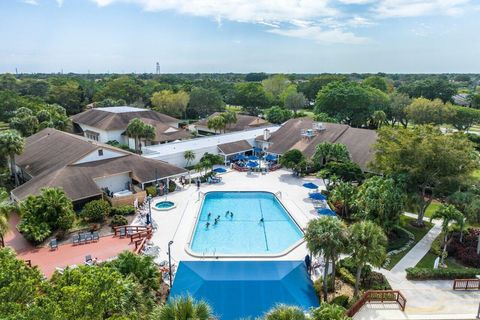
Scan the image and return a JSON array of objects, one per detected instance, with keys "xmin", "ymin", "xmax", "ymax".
[
  {"xmin": 453, "ymin": 279, "xmax": 480, "ymax": 290},
  {"xmin": 346, "ymin": 290, "xmax": 407, "ymax": 317}
]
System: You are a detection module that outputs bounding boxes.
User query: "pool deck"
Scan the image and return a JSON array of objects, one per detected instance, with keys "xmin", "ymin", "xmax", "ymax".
[{"xmin": 145, "ymin": 169, "xmax": 325, "ymax": 265}]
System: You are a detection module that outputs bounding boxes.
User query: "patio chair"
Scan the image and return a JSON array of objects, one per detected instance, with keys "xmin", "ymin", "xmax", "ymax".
[
  {"xmin": 85, "ymin": 255, "xmax": 93, "ymax": 265},
  {"xmin": 78, "ymin": 233, "xmax": 86, "ymax": 244},
  {"xmin": 49, "ymin": 238, "xmax": 58, "ymax": 251},
  {"xmin": 85, "ymin": 232, "xmax": 93, "ymax": 243},
  {"xmin": 72, "ymin": 234, "xmax": 80, "ymax": 245},
  {"xmin": 92, "ymin": 231, "xmax": 99, "ymax": 242},
  {"xmin": 119, "ymin": 227, "xmax": 126, "ymax": 238}
]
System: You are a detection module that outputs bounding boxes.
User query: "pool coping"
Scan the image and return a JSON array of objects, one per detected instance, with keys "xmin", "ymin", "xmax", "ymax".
[{"xmin": 184, "ymin": 190, "xmax": 306, "ymax": 259}]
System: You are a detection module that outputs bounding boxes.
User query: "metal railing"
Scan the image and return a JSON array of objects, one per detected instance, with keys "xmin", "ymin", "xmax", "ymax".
[
  {"xmin": 346, "ymin": 290, "xmax": 407, "ymax": 317},
  {"xmin": 453, "ymin": 279, "xmax": 480, "ymax": 290}
]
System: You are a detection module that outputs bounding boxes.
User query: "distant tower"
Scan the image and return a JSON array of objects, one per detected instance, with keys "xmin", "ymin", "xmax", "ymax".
[{"xmin": 155, "ymin": 62, "xmax": 160, "ymax": 75}]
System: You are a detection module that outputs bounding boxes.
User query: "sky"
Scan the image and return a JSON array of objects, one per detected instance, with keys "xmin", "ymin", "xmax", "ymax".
[{"xmin": 1, "ymin": 0, "xmax": 480, "ymax": 73}]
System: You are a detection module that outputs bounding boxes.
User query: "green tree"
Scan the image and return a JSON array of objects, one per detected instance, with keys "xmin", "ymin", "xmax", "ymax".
[
  {"xmin": 348, "ymin": 221, "xmax": 387, "ymax": 297},
  {"xmin": 371, "ymin": 110, "xmax": 386, "ymax": 129},
  {"xmin": 126, "ymin": 118, "xmax": 156, "ymax": 154},
  {"xmin": 0, "ymin": 188, "xmax": 13, "ymax": 247},
  {"xmin": 233, "ymin": 82, "xmax": 271, "ymax": 115},
  {"xmin": 363, "ymin": 76, "xmax": 388, "ymax": 92},
  {"xmin": 371, "ymin": 126, "xmax": 478, "ymax": 226},
  {"xmin": 47, "ymin": 80, "xmax": 83, "ymax": 115},
  {"xmin": 315, "ymin": 81, "xmax": 389, "ymax": 127},
  {"xmin": 305, "ymin": 217, "xmax": 348, "ymax": 301},
  {"xmin": 264, "ymin": 304, "xmax": 306, "ymax": 320},
  {"xmin": 405, "ymin": 97, "xmax": 455, "ymax": 125},
  {"xmin": 207, "ymin": 115, "xmax": 226, "ymax": 133},
  {"xmin": 430, "ymin": 205, "xmax": 465, "ymax": 265},
  {"xmin": 184, "ymin": 150, "xmax": 195, "ymax": 167},
  {"xmin": 187, "ymin": 87, "xmax": 225, "ymax": 118},
  {"xmin": 284, "ymin": 91, "xmax": 307, "ymax": 115},
  {"xmin": 330, "ymin": 181, "xmax": 357, "ymax": 219},
  {"xmin": 310, "ymin": 303, "xmax": 351, "ymax": 320},
  {"xmin": 312, "ymin": 142, "xmax": 350, "ymax": 167},
  {"xmin": 0, "ymin": 247, "xmax": 43, "ymax": 317},
  {"xmin": 279, "ymin": 149, "xmax": 305, "ymax": 173},
  {"xmin": 151, "ymin": 90, "xmax": 190, "ymax": 118},
  {"xmin": 399, "ymin": 77, "xmax": 456, "ymax": 103},
  {"xmin": 0, "ymin": 129, "xmax": 25, "ymax": 186},
  {"xmin": 387, "ymin": 92, "xmax": 412, "ymax": 128},
  {"xmin": 9, "ymin": 110, "xmax": 39, "ymax": 136},
  {"xmin": 298, "ymin": 74, "xmax": 347, "ymax": 102},
  {"xmin": 18, "ymin": 79, "xmax": 50, "ymax": 98},
  {"xmin": 94, "ymin": 76, "xmax": 144, "ymax": 105},
  {"xmin": 152, "ymin": 295, "xmax": 212, "ymax": 320},
  {"xmin": 262, "ymin": 74, "xmax": 290, "ymax": 101},
  {"xmin": 447, "ymin": 106, "xmax": 480, "ymax": 131},
  {"xmin": 355, "ymin": 176, "xmax": 405, "ymax": 234},
  {"xmin": 265, "ymin": 106, "xmax": 293, "ymax": 124},
  {"xmin": 18, "ymin": 188, "xmax": 75, "ymax": 243},
  {"xmin": 80, "ymin": 199, "xmax": 111, "ymax": 222},
  {"xmin": 219, "ymin": 111, "xmax": 237, "ymax": 130}
]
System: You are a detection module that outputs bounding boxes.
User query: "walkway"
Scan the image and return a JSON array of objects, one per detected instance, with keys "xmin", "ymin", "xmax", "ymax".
[{"xmin": 355, "ymin": 213, "xmax": 480, "ymax": 319}]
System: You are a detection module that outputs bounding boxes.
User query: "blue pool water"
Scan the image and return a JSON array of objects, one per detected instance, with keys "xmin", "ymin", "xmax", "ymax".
[
  {"xmin": 155, "ymin": 201, "xmax": 175, "ymax": 209},
  {"xmin": 190, "ymin": 192, "xmax": 303, "ymax": 255}
]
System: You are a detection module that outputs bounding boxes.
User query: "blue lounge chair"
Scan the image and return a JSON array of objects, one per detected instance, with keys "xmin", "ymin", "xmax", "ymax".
[
  {"xmin": 85, "ymin": 232, "xmax": 93, "ymax": 243},
  {"xmin": 49, "ymin": 238, "xmax": 58, "ymax": 250},
  {"xmin": 72, "ymin": 234, "xmax": 79, "ymax": 245},
  {"xmin": 78, "ymin": 233, "xmax": 86, "ymax": 244},
  {"xmin": 85, "ymin": 255, "xmax": 92, "ymax": 265},
  {"xmin": 119, "ymin": 227, "xmax": 126, "ymax": 238},
  {"xmin": 92, "ymin": 231, "xmax": 99, "ymax": 242}
]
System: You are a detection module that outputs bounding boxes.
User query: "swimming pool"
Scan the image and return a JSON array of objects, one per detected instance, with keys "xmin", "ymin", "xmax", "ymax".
[{"xmin": 188, "ymin": 191, "xmax": 303, "ymax": 256}]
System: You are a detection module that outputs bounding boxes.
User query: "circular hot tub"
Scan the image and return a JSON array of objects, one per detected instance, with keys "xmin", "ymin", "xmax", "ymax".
[{"xmin": 153, "ymin": 200, "xmax": 176, "ymax": 211}]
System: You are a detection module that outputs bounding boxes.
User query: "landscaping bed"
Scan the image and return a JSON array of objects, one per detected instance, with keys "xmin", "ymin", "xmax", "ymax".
[{"xmin": 406, "ymin": 267, "xmax": 480, "ymax": 280}]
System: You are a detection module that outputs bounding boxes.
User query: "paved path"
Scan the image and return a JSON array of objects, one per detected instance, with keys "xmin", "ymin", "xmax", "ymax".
[{"xmin": 355, "ymin": 213, "xmax": 480, "ymax": 319}]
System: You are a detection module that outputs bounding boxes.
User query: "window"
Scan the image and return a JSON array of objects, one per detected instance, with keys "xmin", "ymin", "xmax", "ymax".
[
  {"xmin": 85, "ymin": 130, "xmax": 99, "ymax": 141},
  {"xmin": 98, "ymin": 149, "xmax": 103, "ymax": 156}
]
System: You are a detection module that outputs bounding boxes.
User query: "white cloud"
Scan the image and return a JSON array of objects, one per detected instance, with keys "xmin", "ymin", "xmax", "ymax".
[
  {"xmin": 268, "ymin": 25, "xmax": 368, "ymax": 44},
  {"xmin": 348, "ymin": 16, "xmax": 375, "ymax": 27},
  {"xmin": 374, "ymin": 0, "xmax": 471, "ymax": 18},
  {"xmin": 56, "ymin": 0, "xmax": 64, "ymax": 7},
  {"xmin": 22, "ymin": 0, "xmax": 39, "ymax": 5}
]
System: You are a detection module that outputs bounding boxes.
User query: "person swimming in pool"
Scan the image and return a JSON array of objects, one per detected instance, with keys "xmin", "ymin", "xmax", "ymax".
[
  {"xmin": 208, "ymin": 212, "xmax": 211, "ymax": 219},
  {"xmin": 260, "ymin": 218, "xmax": 264, "ymax": 223},
  {"xmin": 225, "ymin": 211, "xmax": 230, "ymax": 217},
  {"xmin": 214, "ymin": 218, "xmax": 218, "ymax": 225},
  {"xmin": 206, "ymin": 222, "xmax": 210, "ymax": 229},
  {"xmin": 217, "ymin": 215, "xmax": 220, "ymax": 220},
  {"xmin": 230, "ymin": 212, "xmax": 234, "ymax": 219}
]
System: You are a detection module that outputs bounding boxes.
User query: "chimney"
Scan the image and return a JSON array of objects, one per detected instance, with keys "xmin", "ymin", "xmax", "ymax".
[{"xmin": 263, "ymin": 129, "xmax": 271, "ymax": 141}]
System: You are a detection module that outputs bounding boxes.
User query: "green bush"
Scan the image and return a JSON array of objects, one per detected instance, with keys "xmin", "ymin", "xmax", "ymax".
[
  {"xmin": 111, "ymin": 205, "xmax": 135, "ymax": 216},
  {"xmin": 80, "ymin": 199, "xmax": 111, "ymax": 222},
  {"xmin": 406, "ymin": 267, "xmax": 480, "ymax": 280},
  {"xmin": 168, "ymin": 180, "xmax": 177, "ymax": 193},
  {"xmin": 430, "ymin": 234, "xmax": 443, "ymax": 256},
  {"xmin": 331, "ymin": 295, "xmax": 350, "ymax": 309},
  {"xmin": 145, "ymin": 186, "xmax": 157, "ymax": 197},
  {"xmin": 110, "ymin": 215, "xmax": 128, "ymax": 228},
  {"xmin": 338, "ymin": 267, "xmax": 356, "ymax": 286}
]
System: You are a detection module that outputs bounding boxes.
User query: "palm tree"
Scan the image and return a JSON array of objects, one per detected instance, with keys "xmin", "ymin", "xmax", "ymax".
[
  {"xmin": 430, "ymin": 204, "xmax": 465, "ymax": 265},
  {"xmin": 184, "ymin": 150, "xmax": 195, "ymax": 167},
  {"xmin": 304, "ymin": 217, "xmax": 348, "ymax": 301},
  {"xmin": 371, "ymin": 110, "xmax": 387, "ymax": 128},
  {"xmin": 348, "ymin": 221, "xmax": 387, "ymax": 297},
  {"xmin": 126, "ymin": 118, "xmax": 145, "ymax": 154},
  {"xmin": 0, "ymin": 130, "xmax": 25, "ymax": 187},
  {"xmin": 0, "ymin": 189, "xmax": 13, "ymax": 247},
  {"xmin": 220, "ymin": 111, "xmax": 237, "ymax": 132},
  {"xmin": 152, "ymin": 295, "xmax": 213, "ymax": 320},
  {"xmin": 312, "ymin": 142, "xmax": 350, "ymax": 167},
  {"xmin": 207, "ymin": 115, "xmax": 226, "ymax": 134},
  {"xmin": 264, "ymin": 304, "xmax": 306, "ymax": 320},
  {"xmin": 141, "ymin": 123, "xmax": 156, "ymax": 151},
  {"xmin": 330, "ymin": 181, "xmax": 357, "ymax": 219}
]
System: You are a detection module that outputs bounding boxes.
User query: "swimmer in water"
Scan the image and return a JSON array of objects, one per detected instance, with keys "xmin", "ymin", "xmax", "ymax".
[
  {"xmin": 225, "ymin": 211, "xmax": 229, "ymax": 217},
  {"xmin": 208, "ymin": 212, "xmax": 211, "ymax": 219},
  {"xmin": 214, "ymin": 218, "xmax": 218, "ymax": 225},
  {"xmin": 206, "ymin": 222, "xmax": 210, "ymax": 229},
  {"xmin": 260, "ymin": 218, "xmax": 264, "ymax": 223},
  {"xmin": 230, "ymin": 212, "xmax": 234, "ymax": 218}
]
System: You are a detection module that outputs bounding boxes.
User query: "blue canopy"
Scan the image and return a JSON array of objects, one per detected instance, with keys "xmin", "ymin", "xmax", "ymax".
[
  {"xmin": 309, "ymin": 192, "xmax": 327, "ymax": 201},
  {"xmin": 170, "ymin": 261, "xmax": 319, "ymax": 319},
  {"xmin": 213, "ymin": 167, "xmax": 227, "ymax": 173},
  {"xmin": 233, "ymin": 154, "xmax": 247, "ymax": 161},
  {"xmin": 265, "ymin": 154, "xmax": 277, "ymax": 162},
  {"xmin": 248, "ymin": 155, "xmax": 259, "ymax": 161},
  {"xmin": 247, "ymin": 160, "xmax": 259, "ymax": 168},
  {"xmin": 317, "ymin": 208, "xmax": 337, "ymax": 217},
  {"xmin": 253, "ymin": 147, "xmax": 263, "ymax": 153},
  {"xmin": 303, "ymin": 182, "xmax": 319, "ymax": 189}
]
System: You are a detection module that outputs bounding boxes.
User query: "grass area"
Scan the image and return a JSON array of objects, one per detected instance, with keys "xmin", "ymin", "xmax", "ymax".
[
  {"xmin": 415, "ymin": 252, "xmax": 464, "ymax": 269},
  {"xmin": 225, "ymin": 105, "xmax": 243, "ymax": 113},
  {"xmin": 424, "ymin": 200, "xmax": 442, "ymax": 218},
  {"xmin": 384, "ymin": 215, "xmax": 434, "ymax": 270},
  {"xmin": 298, "ymin": 109, "xmax": 315, "ymax": 118}
]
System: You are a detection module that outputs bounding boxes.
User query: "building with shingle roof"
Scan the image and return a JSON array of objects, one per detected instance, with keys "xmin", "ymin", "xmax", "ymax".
[{"xmin": 192, "ymin": 112, "xmax": 270, "ymax": 134}]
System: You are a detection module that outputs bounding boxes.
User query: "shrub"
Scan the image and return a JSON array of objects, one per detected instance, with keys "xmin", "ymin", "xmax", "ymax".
[
  {"xmin": 80, "ymin": 199, "xmax": 111, "ymax": 222},
  {"xmin": 331, "ymin": 295, "xmax": 350, "ymax": 309},
  {"xmin": 168, "ymin": 180, "xmax": 177, "ymax": 193},
  {"xmin": 145, "ymin": 186, "xmax": 157, "ymax": 197},
  {"xmin": 110, "ymin": 215, "xmax": 128, "ymax": 228},
  {"xmin": 338, "ymin": 267, "xmax": 355, "ymax": 286},
  {"xmin": 111, "ymin": 205, "xmax": 135, "ymax": 216},
  {"xmin": 406, "ymin": 267, "xmax": 480, "ymax": 280}
]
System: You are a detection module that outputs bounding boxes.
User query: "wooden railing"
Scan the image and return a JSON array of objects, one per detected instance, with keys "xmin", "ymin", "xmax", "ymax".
[
  {"xmin": 453, "ymin": 279, "xmax": 480, "ymax": 290},
  {"xmin": 113, "ymin": 225, "xmax": 151, "ymax": 237},
  {"xmin": 134, "ymin": 237, "xmax": 148, "ymax": 254},
  {"xmin": 346, "ymin": 290, "xmax": 407, "ymax": 317},
  {"xmin": 24, "ymin": 259, "xmax": 32, "ymax": 267}
]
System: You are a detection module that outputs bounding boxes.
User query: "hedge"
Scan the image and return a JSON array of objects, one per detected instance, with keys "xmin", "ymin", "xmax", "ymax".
[{"xmin": 406, "ymin": 267, "xmax": 480, "ymax": 280}]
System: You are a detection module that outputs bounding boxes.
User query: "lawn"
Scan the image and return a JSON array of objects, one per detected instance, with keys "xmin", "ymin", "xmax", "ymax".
[
  {"xmin": 424, "ymin": 201, "xmax": 442, "ymax": 218},
  {"xmin": 415, "ymin": 252, "xmax": 464, "ymax": 269},
  {"xmin": 298, "ymin": 109, "xmax": 315, "ymax": 118},
  {"xmin": 384, "ymin": 215, "xmax": 434, "ymax": 270}
]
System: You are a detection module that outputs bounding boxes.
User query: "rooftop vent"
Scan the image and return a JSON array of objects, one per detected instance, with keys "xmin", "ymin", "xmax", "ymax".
[
  {"xmin": 313, "ymin": 122, "xmax": 325, "ymax": 131},
  {"xmin": 263, "ymin": 128, "xmax": 271, "ymax": 141},
  {"xmin": 301, "ymin": 128, "xmax": 316, "ymax": 139}
]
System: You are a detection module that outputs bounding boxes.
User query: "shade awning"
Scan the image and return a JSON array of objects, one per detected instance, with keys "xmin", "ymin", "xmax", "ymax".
[
  {"xmin": 247, "ymin": 161, "xmax": 259, "ymax": 168},
  {"xmin": 303, "ymin": 182, "xmax": 318, "ymax": 189},
  {"xmin": 317, "ymin": 208, "xmax": 337, "ymax": 216},
  {"xmin": 170, "ymin": 261, "xmax": 319, "ymax": 319},
  {"xmin": 218, "ymin": 140, "xmax": 253, "ymax": 155},
  {"xmin": 309, "ymin": 192, "xmax": 327, "ymax": 201}
]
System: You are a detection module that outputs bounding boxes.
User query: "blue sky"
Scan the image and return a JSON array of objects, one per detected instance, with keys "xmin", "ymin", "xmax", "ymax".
[{"xmin": 1, "ymin": 0, "xmax": 479, "ymax": 73}]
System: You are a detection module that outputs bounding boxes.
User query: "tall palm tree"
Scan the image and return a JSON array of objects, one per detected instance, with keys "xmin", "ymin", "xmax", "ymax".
[
  {"xmin": 220, "ymin": 111, "xmax": 237, "ymax": 132},
  {"xmin": 0, "ymin": 130, "xmax": 25, "ymax": 187},
  {"xmin": 152, "ymin": 295, "xmax": 213, "ymax": 320},
  {"xmin": 207, "ymin": 115, "xmax": 226, "ymax": 134},
  {"xmin": 430, "ymin": 204, "xmax": 464, "ymax": 265},
  {"xmin": 348, "ymin": 221, "xmax": 387, "ymax": 297},
  {"xmin": 264, "ymin": 304, "xmax": 306, "ymax": 320},
  {"xmin": 0, "ymin": 189, "xmax": 12, "ymax": 247},
  {"xmin": 126, "ymin": 118, "xmax": 145, "ymax": 154},
  {"xmin": 304, "ymin": 217, "xmax": 348, "ymax": 301},
  {"xmin": 184, "ymin": 150, "xmax": 195, "ymax": 167},
  {"xmin": 141, "ymin": 123, "xmax": 156, "ymax": 151}
]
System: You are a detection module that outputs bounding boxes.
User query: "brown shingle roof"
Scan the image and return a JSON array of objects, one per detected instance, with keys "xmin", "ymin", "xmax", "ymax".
[
  {"xmin": 71, "ymin": 107, "xmax": 180, "ymax": 131},
  {"xmin": 257, "ymin": 118, "xmax": 377, "ymax": 171},
  {"xmin": 218, "ymin": 140, "xmax": 252, "ymax": 155},
  {"xmin": 12, "ymin": 128, "xmax": 187, "ymax": 202},
  {"xmin": 140, "ymin": 118, "xmax": 192, "ymax": 143},
  {"xmin": 194, "ymin": 113, "xmax": 270, "ymax": 132}
]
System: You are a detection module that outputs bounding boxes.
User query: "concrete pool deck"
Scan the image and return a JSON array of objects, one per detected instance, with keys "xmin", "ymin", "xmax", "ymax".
[{"xmin": 145, "ymin": 169, "xmax": 325, "ymax": 265}]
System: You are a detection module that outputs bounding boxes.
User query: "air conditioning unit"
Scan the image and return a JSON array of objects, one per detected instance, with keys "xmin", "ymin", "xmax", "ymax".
[{"xmin": 313, "ymin": 122, "xmax": 325, "ymax": 131}]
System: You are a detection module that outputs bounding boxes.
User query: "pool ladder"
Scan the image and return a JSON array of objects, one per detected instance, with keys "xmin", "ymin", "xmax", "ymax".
[{"xmin": 275, "ymin": 191, "xmax": 282, "ymax": 199}]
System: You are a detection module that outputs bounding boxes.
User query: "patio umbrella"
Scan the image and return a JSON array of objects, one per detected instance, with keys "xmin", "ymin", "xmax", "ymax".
[
  {"xmin": 309, "ymin": 192, "xmax": 327, "ymax": 201},
  {"xmin": 265, "ymin": 154, "xmax": 277, "ymax": 162},
  {"xmin": 253, "ymin": 147, "xmax": 262, "ymax": 153},
  {"xmin": 317, "ymin": 208, "xmax": 336, "ymax": 217},
  {"xmin": 234, "ymin": 154, "xmax": 247, "ymax": 161},
  {"xmin": 246, "ymin": 161, "xmax": 259, "ymax": 168},
  {"xmin": 302, "ymin": 182, "xmax": 318, "ymax": 190},
  {"xmin": 213, "ymin": 167, "xmax": 227, "ymax": 173},
  {"xmin": 248, "ymin": 155, "xmax": 259, "ymax": 161}
]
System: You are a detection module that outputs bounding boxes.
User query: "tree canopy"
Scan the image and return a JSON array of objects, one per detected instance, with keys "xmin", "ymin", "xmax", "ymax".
[{"xmin": 151, "ymin": 90, "xmax": 189, "ymax": 118}]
